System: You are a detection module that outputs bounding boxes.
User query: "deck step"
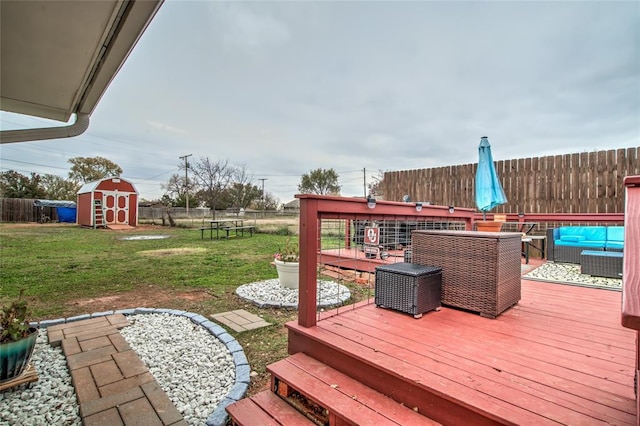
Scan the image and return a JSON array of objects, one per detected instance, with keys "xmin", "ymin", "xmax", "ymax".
[
  {"xmin": 267, "ymin": 352, "xmax": 440, "ymax": 426},
  {"xmin": 226, "ymin": 390, "xmax": 312, "ymax": 425},
  {"xmin": 287, "ymin": 320, "xmax": 518, "ymax": 426}
]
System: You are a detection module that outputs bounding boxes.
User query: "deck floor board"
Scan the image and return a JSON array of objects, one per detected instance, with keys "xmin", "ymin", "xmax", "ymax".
[
  {"xmin": 326, "ymin": 310, "xmax": 635, "ymax": 423},
  {"xmin": 289, "ymin": 279, "xmax": 637, "ymax": 425},
  {"xmin": 322, "ymin": 313, "xmax": 634, "ymax": 425}
]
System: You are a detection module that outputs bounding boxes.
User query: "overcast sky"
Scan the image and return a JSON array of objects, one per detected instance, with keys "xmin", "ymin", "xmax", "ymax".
[{"xmin": 1, "ymin": 0, "xmax": 638, "ymax": 205}]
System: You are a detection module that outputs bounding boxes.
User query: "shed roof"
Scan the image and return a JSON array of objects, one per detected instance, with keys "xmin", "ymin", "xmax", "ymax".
[{"xmin": 77, "ymin": 176, "xmax": 138, "ymax": 194}]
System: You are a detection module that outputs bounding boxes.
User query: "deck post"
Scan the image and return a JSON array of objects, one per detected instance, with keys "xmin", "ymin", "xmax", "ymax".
[
  {"xmin": 622, "ymin": 175, "xmax": 640, "ymax": 331},
  {"xmin": 621, "ymin": 176, "xmax": 640, "ymax": 412},
  {"xmin": 298, "ymin": 197, "xmax": 319, "ymax": 328}
]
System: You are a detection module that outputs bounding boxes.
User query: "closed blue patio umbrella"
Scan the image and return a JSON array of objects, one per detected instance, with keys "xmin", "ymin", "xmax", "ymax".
[{"xmin": 475, "ymin": 136, "xmax": 507, "ymax": 220}]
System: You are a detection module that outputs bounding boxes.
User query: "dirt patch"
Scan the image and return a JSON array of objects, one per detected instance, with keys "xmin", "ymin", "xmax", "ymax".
[
  {"xmin": 178, "ymin": 291, "xmax": 212, "ymax": 301},
  {"xmin": 69, "ymin": 287, "xmax": 212, "ymax": 312},
  {"xmin": 138, "ymin": 247, "xmax": 207, "ymax": 256},
  {"xmin": 75, "ymin": 295, "xmax": 121, "ymax": 307}
]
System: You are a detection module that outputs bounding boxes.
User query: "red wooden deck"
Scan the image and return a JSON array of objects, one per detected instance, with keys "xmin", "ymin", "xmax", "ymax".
[{"xmin": 287, "ymin": 279, "xmax": 637, "ymax": 425}]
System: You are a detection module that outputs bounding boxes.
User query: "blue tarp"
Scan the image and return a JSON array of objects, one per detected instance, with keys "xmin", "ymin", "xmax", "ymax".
[
  {"xmin": 33, "ymin": 199, "xmax": 76, "ymax": 208},
  {"xmin": 56, "ymin": 207, "xmax": 77, "ymax": 223},
  {"xmin": 475, "ymin": 136, "xmax": 507, "ymax": 217}
]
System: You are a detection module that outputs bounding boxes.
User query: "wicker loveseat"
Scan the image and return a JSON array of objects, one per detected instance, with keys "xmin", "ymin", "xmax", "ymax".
[{"xmin": 547, "ymin": 226, "xmax": 624, "ymax": 263}]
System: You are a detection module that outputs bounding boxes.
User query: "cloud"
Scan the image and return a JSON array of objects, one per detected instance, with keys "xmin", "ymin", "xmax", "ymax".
[
  {"xmin": 209, "ymin": 3, "xmax": 291, "ymax": 52},
  {"xmin": 146, "ymin": 120, "xmax": 189, "ymax": 135},
  {"xmin": 1, "ymin": 1, "xmax": 638, "ymax": 204}
]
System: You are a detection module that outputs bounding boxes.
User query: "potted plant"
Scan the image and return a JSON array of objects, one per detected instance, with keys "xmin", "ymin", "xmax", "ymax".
[
  {"xmin": 1, "ymin": 290, "xmax": 38, "ymax": 383},
  {"xmin": 273, "ymin": 237, "xmax": 300, "ymax": 289},
  {"xmin": 476, "ymin": 214, "xmax": 507, "ymax": 232}
]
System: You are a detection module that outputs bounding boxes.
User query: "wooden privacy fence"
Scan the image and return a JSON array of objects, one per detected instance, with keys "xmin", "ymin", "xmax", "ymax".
[
  {"xmin": 382, "ymin": 147, "xmax": 639, "ymax": 214},
  {"xmin": 1, "ymin": 198, "xmax": 42, "ymax": 222}
]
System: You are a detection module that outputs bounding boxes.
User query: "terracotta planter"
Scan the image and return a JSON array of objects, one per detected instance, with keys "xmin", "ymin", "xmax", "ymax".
[
  {"xmin": 0, "ymin": 327, "xmax": 38, "ymax": 383},
  {"xmin": 476, "ymin": 221, "xmax": 503, "ymax": 232},
  {"xmin": 274, "ymin": 259, "xmax": 299, "ymax": 289}
]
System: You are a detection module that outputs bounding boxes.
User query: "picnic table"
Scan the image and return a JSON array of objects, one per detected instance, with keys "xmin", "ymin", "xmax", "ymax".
[{"xmin": 199, "ymin": 219, "xmax": 255, "ymax": 240}]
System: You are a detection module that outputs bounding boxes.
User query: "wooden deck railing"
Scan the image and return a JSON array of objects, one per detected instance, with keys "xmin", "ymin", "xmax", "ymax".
[
  {"xmin": 297, "ymin": 194, "xmax": 475, "ymax": 328},
  {"xmin": 472, "ymin": 212, "xmax": 624, "ymax": 231},
  {"xmin": 297, "ymin": 194, "xmax": 628, "ymax": 328},
  {"xmin": 621, "ymin": 175, "xmax": 640, "ymax": 410}
]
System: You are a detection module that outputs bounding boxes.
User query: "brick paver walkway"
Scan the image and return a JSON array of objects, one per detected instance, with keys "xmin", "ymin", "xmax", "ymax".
[
  {"xmin": 47, "ymin": 314, "xmax": 186, "ymax": 426},
  {"xmin": 210, "ymin": 309, "xmax": 271, "ymax": 332}
]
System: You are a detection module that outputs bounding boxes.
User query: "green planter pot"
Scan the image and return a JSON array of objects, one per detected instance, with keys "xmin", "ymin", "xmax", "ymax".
[{"xmin": 0, "ymin": 327, "xmax": 38, "ymax": 383}]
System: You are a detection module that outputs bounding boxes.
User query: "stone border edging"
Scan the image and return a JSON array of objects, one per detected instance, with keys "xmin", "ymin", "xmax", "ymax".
[{"xmin": 32, "ymin": 307, "xmax": 249, "ymax": 426}]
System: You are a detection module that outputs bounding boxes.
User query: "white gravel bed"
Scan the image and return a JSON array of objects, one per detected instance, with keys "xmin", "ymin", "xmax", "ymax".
[
  {"xmin": 0, "ymin": 314, "xmax": 236, "ymax": 426},
  {"xmin": 0, "ymin": 329, "xmax": 81, "ymax": 426},
  {"xmin": 524, "ymin": 262, "xmax": 622, "ymax": 290},
  {"xmin": 120, "ymin": 314, "xmax": 235, "ymax": 425},
  {"xmin": 236, "ymin": 279, "xmax": 351, "ymax": 308}
]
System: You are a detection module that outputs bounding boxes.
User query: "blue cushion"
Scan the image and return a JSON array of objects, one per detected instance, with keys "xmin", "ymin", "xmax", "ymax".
[
  {"xmin": 582, "ymin": 250, "xmax": 622, "ymax": 258},
  {"xmin": 605, "ymin": 241, "xmax": 624, "ymax": 250},
  {"xmin": 558, "ymin": 226, "xmax": 607, "ymax": 241},
  {"xmin": 606, "ymin": 226, "xmax": 624, "ymax": 242},
  {"xmin": 555, "ymin": 240, "xmax": 606, "ymax": 248},
  {"xmin": 560, "ymin": 235, "xmax": 585, "ymax": 242}
]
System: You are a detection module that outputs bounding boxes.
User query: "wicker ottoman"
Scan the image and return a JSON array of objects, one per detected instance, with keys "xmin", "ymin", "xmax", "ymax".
[
  {"xmin": 412, "ymin": 230, "xmax": 522, "ymax": 318},
  {"xmin": 580, "ymin": 250, "xmax": 623, "ymax": 278},
  {"xmin": 375, "ymin": 263, "xmax": 442, "ymax": 318}
]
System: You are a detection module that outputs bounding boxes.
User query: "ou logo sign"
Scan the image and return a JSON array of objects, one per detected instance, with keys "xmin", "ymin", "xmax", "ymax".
[{"xmin": 364, "ymin": 227, "xmax": 379, "ymax": 245}]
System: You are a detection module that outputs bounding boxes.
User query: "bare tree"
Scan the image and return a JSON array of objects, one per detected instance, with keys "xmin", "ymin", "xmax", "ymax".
[
  {"xmin": 190, "ymin": 157, "xmax": 235, "ymax": 215},
  {"xmin": 161, "ymin": 173, "xmax": 195, "ymax": 207},
  {"xmin": 261, "ymin": 192, "xmax": 280, "ymax": 210},
  {"xmin": 368, "ymin": 169, "xmax": 385, "ymax": 198},
  {"xmin": 226, "ymin": 165, "xmax": 261, "ymax": 208}
]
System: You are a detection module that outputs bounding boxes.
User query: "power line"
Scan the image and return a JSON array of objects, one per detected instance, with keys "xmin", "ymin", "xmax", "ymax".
[
  {"xmin": 129, "ymin": 168, "xmax": 179, "ymax": 184},
  {"xmin": 0, "ymin": 158, "xmax": 69, "ymax": 171}
]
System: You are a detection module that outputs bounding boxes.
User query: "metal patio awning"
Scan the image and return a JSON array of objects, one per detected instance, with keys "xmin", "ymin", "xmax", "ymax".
[{"xmin": 0, "ymin": 0, "xmax": 163, "ymax": 143}]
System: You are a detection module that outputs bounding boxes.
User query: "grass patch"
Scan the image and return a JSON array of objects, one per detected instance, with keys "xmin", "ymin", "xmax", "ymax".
[{"xmin": 0, "ymin": 222, "xmax": 368, "ymax": 395}]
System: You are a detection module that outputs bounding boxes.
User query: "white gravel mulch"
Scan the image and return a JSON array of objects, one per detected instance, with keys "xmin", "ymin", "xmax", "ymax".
[
  {"xmin": 523, "ymin": 262, "xmax": 622, "ymax": 291},
  {"xmin": 236, "ymin": 279, "xmax": 351, "ymax": 309}
]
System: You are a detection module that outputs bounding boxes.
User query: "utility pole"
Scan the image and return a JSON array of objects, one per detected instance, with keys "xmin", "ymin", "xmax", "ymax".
[
  {"xmin": 179, "ymin": 154, "xmax": 192, "ymax": 214},
  {"xmin": 363, "ymin": 167, "xmax": 367, "ymax": 197},
  {"xmin": 258, "ymin": 178, "xmax": 268, "ymax": 210}
]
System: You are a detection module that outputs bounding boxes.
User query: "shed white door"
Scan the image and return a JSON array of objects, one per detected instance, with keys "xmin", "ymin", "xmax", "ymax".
[{"xmin": 102, "ymin": 192, "xmax": 129, "ymax": 225}]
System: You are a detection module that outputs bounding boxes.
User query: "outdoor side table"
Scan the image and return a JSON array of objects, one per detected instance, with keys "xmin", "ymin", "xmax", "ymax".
[
  {"xmin": 528, "ymin": 235, "xmax": 546, "ymax": 259},
  {"xmin": 374, "ymin": 263, "xmax": 442, "ymax": 318},
  {"xmin": 580, "ymin": 250, "xmax": 623, "ymax": 279},
  {"xmin": 411, "ymin": 230, "xmax": 522, "ymax": 318}
]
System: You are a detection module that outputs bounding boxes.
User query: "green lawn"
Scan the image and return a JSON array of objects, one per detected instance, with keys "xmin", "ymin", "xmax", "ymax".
[
  {"xmin": 0, "ymin": 224, "xmax": 286, "ymax": 314},
  {"xmin": 0, "ymin": 222, "xmax": 363, "ymax": 394}
]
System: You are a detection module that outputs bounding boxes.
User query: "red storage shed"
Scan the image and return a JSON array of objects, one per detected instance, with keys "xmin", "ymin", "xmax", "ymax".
[{"xmin": 77, "ymin": 177, "xmax": 139, "ymax": 228}]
